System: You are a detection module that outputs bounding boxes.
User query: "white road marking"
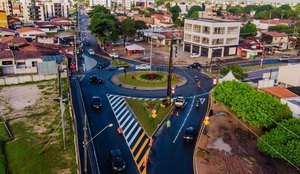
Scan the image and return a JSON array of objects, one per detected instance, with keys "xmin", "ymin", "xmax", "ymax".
[
  {"xmin": 129, "ymin": 127, "xmax": 142, "ymax": 146},
  {"xmin": 125, "ymin": 122, "xmax": 138, "ymax": 139},
  {"xmin": 121, "ymin": 117, "xmax": 131, "ymax": 128},
  {"xmin": 123, "ymin": 119, "xmax": 135, "ymax": 134}
]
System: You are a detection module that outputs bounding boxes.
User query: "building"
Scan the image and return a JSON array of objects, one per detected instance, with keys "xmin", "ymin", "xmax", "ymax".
[
  {"xmin": 261, "ymin": 31, "xmax": 290, "ymax": 50},
  {"xmin": 281, "ymin": 97, "xmax": 300, "ymax": 118},
  {"xmin": 90, "ymin": 0, "xmax": 112, "ymax": 8},
  {"xmin": 253, "ymin": 19, "xmax": 298, "ymax": 30},
  {"xmin": 21, "ymin": 1, "xmax": 45, "ymax": 22},
  {"xmin": 277, "ymin": 64, "xmax": 300, "ymax": 87},
  {"xmin": 43, "ymin": 0, "xmax": 71, "ymax": 19},
  {"xmin": 0, "ymin": 26, "xmax": 14, "ymax": 37},
  {"xmin": 0, "ymin": 0, "xmax": 12, "ymax": 15},
  {"xmin": 152, "ymin": 14, "xmax": 172, "ymax": 24},
  {"xmin": 183, "ymin": 17, "xmax": 241, "ymax": 61},
  {"xmin": 0, "ymin": 10, "xmax": 8, "ymax": 27},
  {"xmin": 16, "ymin": 27, "xmax": 45, "ymax": 41},
  {"xmin": 122, "ymin": 0, "xmax": 131, "ymax": 10}
]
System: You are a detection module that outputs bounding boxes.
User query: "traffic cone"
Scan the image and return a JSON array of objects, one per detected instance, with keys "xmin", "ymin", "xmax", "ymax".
[
  {"xmin": 117, "ymin": 127, "xmax": 123, "ymax": 135},
  {"xmin": 176, "ymin": 111, "xmax": 179, "ymax": 117}
]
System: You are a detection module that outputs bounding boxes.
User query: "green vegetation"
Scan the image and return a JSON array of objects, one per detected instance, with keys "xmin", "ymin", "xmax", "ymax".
[
  {"xmin": 212, "ymin": 81, "xmax": 292, "ymax": 127},
  {"xmin": 240, "ymin": 22, "xmax": 257, "ymax": 38},
  {"xmin": 126, "ymin": 98, "xmax": 172, "ymax": 136},
  {"xmin": 241, "ymin": 63, "xmax": 286, "ymax": 71},
  {"xmin": 118, "ymin": 71, "xmax": 180, "ymax": 87},
  {"xmin": 257, "ymin": 118, "xmax": 300, "ymax": 167},
  {"xmin": 186, "ymin": 6, "xmax": 202, "ymax": 18},
  {"xmin": 112, "ymin": 59, "xmax": 131, "ymax": 67},
  {"xmin": 220, "ymin": 64, "xmax": 248, "ymax": 80},
  {"xmin": 169, "ymin": 5, "xmax": 181, "ymax": 25},
  {"xmin": 0, "ymin": 123, "xmax": 10, "ymax": 174}
]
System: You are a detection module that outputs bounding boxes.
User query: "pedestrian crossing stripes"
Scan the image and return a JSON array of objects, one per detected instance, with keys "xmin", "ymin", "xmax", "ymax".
[
  {"xmin": 107, "ymin": 94, "xmax": 151, "ymax": 174},
  {"xmin": 107, "ymin": 93, "xmax": 165, "ymax": 101}
]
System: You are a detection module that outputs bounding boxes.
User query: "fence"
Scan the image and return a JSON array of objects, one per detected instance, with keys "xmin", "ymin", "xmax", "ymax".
[{"xmin": 0, "ymin": 73, "xmax": 67, "ymax": 86}]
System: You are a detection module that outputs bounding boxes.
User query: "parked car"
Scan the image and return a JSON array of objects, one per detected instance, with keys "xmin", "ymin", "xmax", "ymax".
[
  {"xmin": 190, "ymin": 53, "xmax": 200, "ymax": 58},
  {"xmin": 279, "ymin": 56, "xmax": 290, "ymax": 62},
  {"xmin": 110, "ymin": 149, "xmax": 126, "ymax": 172},
  {"xmin": 89, "ymin": 75, "xmax": 104, "ymax": 84},
  {"xmin": 91, "ymin": 96, "xmax": 102, "ymax": 110},
  {"xmin": 134, "ymin": 37, "xmax": 143, "ymax": 42},
  {"xmin": 135, "ymin": 64, "xmax": 150, "ymax": 71},
  {"xmin": 97, "ymin": 63, "xmax": 105, "ymax": 69},
  {"xmin": 125, "ymin": 41, "xmax": 132, "ymax": 45},
  {"xmin": 112, "ymin": 41, "xmax": 122, "ymax": 46},
  {"xmin": 183, "ymin": 127, "xmax": 197, "ymax": 142},
  {"xmin": 187, "ymin": 63, "xmax": 201, "ymax": 69},
  {"xmin": 88, "ymin": 49, "xmax": 95, "ymax": 55},
  {"xmin": 109, "ymin": 53, "xmax": 119, "ymax": 58},
  {"xmin": 174, "ymin": 96, "xmax": 186, "ymax": 108}
]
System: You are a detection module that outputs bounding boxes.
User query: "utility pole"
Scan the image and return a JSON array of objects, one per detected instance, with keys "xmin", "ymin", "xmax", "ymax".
[
  {"xmin": 166, "ymin": 39, "xmax": 174, "ymax": 102},
  {"xmin": 84, "ymin": 113, "xmax": 87, "ymax": 174},
  {"xmin": 58, "ymin": 65, "xmax": 66, "ymax": 149},
  {"xmin": 150, "ymin": 35, "xmax": 153, "ymax": 73}
]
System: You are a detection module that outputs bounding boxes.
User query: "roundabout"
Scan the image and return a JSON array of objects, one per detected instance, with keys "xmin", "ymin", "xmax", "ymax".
[{"xmin": 111, "ymin": 71, "xmax": 188, "ymax": 90}]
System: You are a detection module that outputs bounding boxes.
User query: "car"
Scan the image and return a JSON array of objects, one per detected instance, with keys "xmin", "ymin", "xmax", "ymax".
[
  {"xmin": 174, "ymin": 96, "xmax": 186, "ymax": 108},
  {"xmin": 97, "ymin": 63, "xmax": 105, "ymax": 69},
  {"xmin": 124, "ymin": 41, "xmax": 132, "ymax": 45},
  {"xmin": 187, "ymin": 63, "xmax": 201, "ymax": 69},
  {"xmin": 109, "ymin": 53, "xmax": 119, "ymax": 58},
  {"xmin": 89, "ymin": 75, "xmax": 104, "ymax": 84},
  {"xmin": 279, "ymin": 56, "xmax": 289, "ymax": 62},
  {"xmin": 135, "ymin": 64, "xmax": 150, "ymax": 71},
  {"xmin": 134, "ymin": 38, "xmax": 143, "ymax": 42},
  {"xmin": 110, "ymin": 149, "xmax": 126, "ymax": 172},
  {"xmin": 183, "ymin": 127, "xmax": 197, "ymax": 142},
  {"xmin": 190, "ymin": 53, "xmax": 200, "ymax": 58},
  {"xmin": 91, "ymin": 96, "xmax": 102, "ymax": 110},
  {"xmin": 112, "ymin": 41, "xmax": 122, "ymax": 46},
  {"xmin": 88, "ymin": 49, "xmax": 95, "ymax": 55}
]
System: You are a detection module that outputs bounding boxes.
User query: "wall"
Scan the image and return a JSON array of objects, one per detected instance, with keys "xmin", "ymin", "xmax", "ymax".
[
  {"xmin": 281, "ymin": 97, "xmax": 300, "ymax": 118},
  {"xmin": 278, "ymin": 64, "xmax": 300, "ymax": 87},
  {"xmin": 0, "ymin": 72, "xmax": 67, "ymax": 85}
]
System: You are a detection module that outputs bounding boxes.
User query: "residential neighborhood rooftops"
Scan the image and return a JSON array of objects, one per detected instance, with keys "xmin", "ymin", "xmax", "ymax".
[
  {"xmin": 185, "ymin": 18, "xmax": 240, "ymax": 23},
  {"xmin": 0, "ymin": 27, "xmax": 15, "ymax": 34},
  {"xmin": 16, "ymin": 27, "xmax": 43, "ymax": 33},
  {"xmin": 262, "ymin": 31, "xmax": 288, "ymax": 37},
  {"xmin": 261, "ymin": 87, "xmax": 298, "ymax": 99},
  {"xmin": 1, "ymin": 36, "xmax": 28, "ymax": 46},
  {"xmin": 0, "ymin": 49, "xmax": 13, "ymax": 59}
]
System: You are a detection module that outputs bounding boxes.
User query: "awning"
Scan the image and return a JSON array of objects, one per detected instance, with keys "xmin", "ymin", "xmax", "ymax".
[{"xmin": 125, "ymin": 44, "xmax": 145, "ymax": 51}]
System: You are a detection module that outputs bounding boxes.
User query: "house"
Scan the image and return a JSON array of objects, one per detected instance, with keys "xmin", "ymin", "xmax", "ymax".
[
  {"xmin": 36, "ymin": 35, "xmax": 57, "ymax": 44},
  {"xmin": 16, "ymin": 27, "xmax": 45, "ymax": 41},
  {"xmin": 253, "ymin": 19, "xmax": 298, "ymax": 30},
  {"xmin": 277, "ymin": 64, "xmax": 300, "ymax": 87},
  {"xmin": 152, "ymin": 14, "xmax": 172, "ymax": 24},
  {"xmin": 183, "ymin": 15, "xmax": 241, "ymax": 61},
  {"xmin": 281, "ymin": 97, "xmax": 300, "ymax": 118},
  {"xmin": 1, "ymin": 36, "xmax": 28, "ymax": 48},
  {"xmin": 0, "ymin": 26, "xmax": 14, "ymax": 37},
  {"xmin": 132, "ymin": 14, "xmax": 154, "ymax": 25},
  {"xmin": 261, "ymin": 31, "xmax": 290, "ymax": 50},
  {"xmin": 260, "ymin": 86, "xmax": 298, "ymax": 99},
  {"xmin": 35, "ymin": 22, "xmax": 59, "ymax": 33},
  {"xmin": 0, "ymin": 10, "xmax": 8, "ymax": 27},
  {"xmin": 0, "ymin": 49, "xmax": 14, "ymax": 68}
]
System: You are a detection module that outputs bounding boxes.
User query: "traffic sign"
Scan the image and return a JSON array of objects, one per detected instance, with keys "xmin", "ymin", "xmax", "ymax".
[
  {"xmin": 199, "ymin": 98, "xmax": 206, "ymax": 104},
  {"xmin": 203, "ymin": 120, "xmax": 209, "ymax": 125},
  {"xmin": 152, "ymin": 113, "xmax": 157, "ymax": 118}
]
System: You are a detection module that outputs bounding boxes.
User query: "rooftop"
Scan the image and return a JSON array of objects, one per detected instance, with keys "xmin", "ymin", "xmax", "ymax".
[
  {"xmin": 16, "ymin": 27, "xmax": 43, "ymax": 33},
  {"xmin": 261, "ymin": 86, "xmax": 298, "ymax": 99},
  {"xmin": 185, "ymin": 18, "xmax": 240, "ymax": 23},
  {"xmin": 262, "ymin": 31, "xmax": 288, "ymax": 37},
  {"xmin": 0, "ymin": 27, "xmax": 15, "ymax": 33}
]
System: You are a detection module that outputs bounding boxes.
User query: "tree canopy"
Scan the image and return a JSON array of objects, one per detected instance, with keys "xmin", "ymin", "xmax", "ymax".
[
  {"xmin": 134, "ymin": 20, "xmax": 148, "ymax": 31},
  {"xmin": 169, "ymin": 5, "xmax": 181, "ymax": 23},
  {"xmin": 119, "ymin": 18, "xmax": 136, "ymax": 45},
  {"xmin": 220, "ymin": 64, "xmax": 248, "ymax": 80},
  {"xmin": 89, "ymin": 5, "xmax": 110, "ymax": 18},
  {"xmin": 212, "ymin": 81, "xmax": 292, "ymax": 127},
  {"xmin": 257, "ymin": 118, "xmax": 300, "ymax": 167},
  {"xmin": 268, "ymin": 25, "xmax": 293, "ymax": 35},
  {"xmin": 186, "ymin": 6, "xmax": 202, "ymax": 18},
  {"xmin": 240, "ymin": 22, "xmax": 257, "ymax": 38}
]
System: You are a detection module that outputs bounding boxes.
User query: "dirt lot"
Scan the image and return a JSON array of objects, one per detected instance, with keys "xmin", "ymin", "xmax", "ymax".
[{"xmin": 195, "ymin": 102, "xmax": 299, "ymax": 174}]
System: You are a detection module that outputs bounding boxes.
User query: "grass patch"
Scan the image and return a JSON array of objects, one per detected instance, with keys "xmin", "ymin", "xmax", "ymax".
[
  {"xmin": 0, "ymin": 123, "xmax": 10, "ymax": 142},
  {"xmin": 241, "ymin": 63, "xmax": 286, "ymax": 71},
  {"xmin": 0, "ymin": 123, "xmax": 10, "ymax": 174},
  {"xmin": 126, "ymin": 98, "xmax": 172, "ymax": 136},
  {"xmin": 112, "ymin": 59, "xmax": 131, "ymax": 67},
  {"xmin": 119, "ymin": 71, "xmax": 180, "ymax": 87}
]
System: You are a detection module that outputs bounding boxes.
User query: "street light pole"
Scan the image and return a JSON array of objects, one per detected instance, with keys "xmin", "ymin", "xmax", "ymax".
[
  {"xmin": 86, "ymin": 123, "xmax": 113, "ymax": 145},
  {"xmin": 166, "ymin": 39, "xmax": 174, "ymax": 102},
  {"xmin": 150, "ymin": 35, "xmax": 153, "ymax": 73}
]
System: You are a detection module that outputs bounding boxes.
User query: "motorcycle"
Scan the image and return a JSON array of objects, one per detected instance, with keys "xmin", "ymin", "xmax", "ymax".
[
  {"xmin": 196, "ymin": 100, "xmax": 200, "ymax": 108},
  {"xmin": 195, "ymin": 76, "xmax": 199, "ymax": 82}
]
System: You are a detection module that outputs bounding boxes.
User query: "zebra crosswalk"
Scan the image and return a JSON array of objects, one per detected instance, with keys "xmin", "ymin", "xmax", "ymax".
[{"xmin": 107, "ymin": 94, "xmax": 150, "ymax": 174}]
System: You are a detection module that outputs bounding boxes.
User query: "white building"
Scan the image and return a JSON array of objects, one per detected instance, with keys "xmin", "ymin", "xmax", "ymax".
[
  {"xmin": 16, "ymin": 27, "xmax": 45, "ymax": 40},
  {"xmin": 90, "ymin": 0, "xmax": 111, "ymax": 8},
  {"xmin": 0, "ymin": 0, "xmax": 12, "ymax": 15},
  {"xmin": 183, "ymin": 17, "xmax": 241, "ymax": 61},
  {"xmin": 277, "ymin": 64, "xmax": 300, "ymax": 87},
  {"xmin": 44, "ymin": 0, "xmax": 71, "ymax": 19},
  {"xmin": 122, "ymin": 0, "xmax": 131, "ymax": 10},
  {"xmin": 281, "ymin": 97, "xmax": 300, "ymax": 118}
]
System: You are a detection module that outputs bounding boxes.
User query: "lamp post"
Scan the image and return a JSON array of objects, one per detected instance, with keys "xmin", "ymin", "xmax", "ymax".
[
  {"xmin": 84, "ymin": 123, "xmax": 113, "ymax": 173},
  {"xmin": 166, "ymin": 37, "xmax": 176, "ymax": 102}
]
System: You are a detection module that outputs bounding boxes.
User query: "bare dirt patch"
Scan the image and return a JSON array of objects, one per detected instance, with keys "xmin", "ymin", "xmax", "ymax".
[{"xmin": 195, "ymin": 102, "xmax": 299, "ymax": 174}]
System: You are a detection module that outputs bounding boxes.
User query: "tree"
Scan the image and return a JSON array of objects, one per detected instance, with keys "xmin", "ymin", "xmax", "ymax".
[
  {"xmin": 169, "ymin": 5, "xmax": 181, "ymax": 23},
  {"xmin": 296, "ymin": 4, "xmax": 300, "ymax": 14},
  {"xmin": 243, "ymin": 5, "xmax": 258, "ymax": 14},
  {"xmin": 254, "ymin": 11, "xmax": 271, "ymax": 19},
  {"xmin": 240, "ymin": 22, "xmax": 257, "ymax": 38},
  {"xmin": 89, "ymin": 5, "xmax": 110, "ymax": 18},
  {"xmin": 255, "ymin": 5, "xmax": 273, "ymax": 14},
  {"xmin": 134, "ymin": 20, "xmax": 148, "ymax": 30},
  {"xmin": 257, "ymin": 118, "xmax": 300, "ymax": 167},
  {"xmin": 119, "ymin": 18, "xmax": 136, "ymax": 45},
  {"xmin": 186, "ymin": 6, "xmax": 202, "ymax": 18},
  {"xmin": 278, "ymin": 4, "xmax": 291, "ymax": 11},
  {"xmin": 220, "ymin": 64, "xmax": 248, "ymax": 80},
  {"xmin": 228, "ymin": 5, "xmax": 243, "ymax": 16},
  {"xmin": 268, "ymin": 25, "xmax": 292, "ymax": 35},
  {"xmin": 165, "ymin": 2, "xmax": 171, "ymax": 10}
]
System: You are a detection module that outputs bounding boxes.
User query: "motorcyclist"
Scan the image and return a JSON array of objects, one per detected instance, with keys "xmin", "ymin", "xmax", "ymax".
[{"xmin": 195, "ymin": 76, "xmax": 199, "ymax": 82}]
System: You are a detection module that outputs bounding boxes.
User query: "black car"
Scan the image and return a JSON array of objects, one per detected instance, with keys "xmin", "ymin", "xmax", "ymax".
[
  {"xmin": 183, "ymin": 127, "xmax": 197, "ymax": 142},
  {"xmin": 187, "ymin": 63, "xmax": 201, "ymax": 69},
  {"xmin": 97, "ymin": 63, "xmax": 105, "ymax": 69},
  {"xmin": 89, "ymin": 75, "xmax": 104, "ymax": 84},
  {"xmin": 92, "ymin": 96, "xmax": 102, "ymax": 110},
  {"xmin": 110, "ymin": 149, "xmax": 125, "ymax": 172}
]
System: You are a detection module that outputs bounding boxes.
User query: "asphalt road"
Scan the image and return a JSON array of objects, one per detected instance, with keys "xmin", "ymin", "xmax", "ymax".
[{"xmin": 69, "ymin": 7, "xmax": 214, "ymax": 174}]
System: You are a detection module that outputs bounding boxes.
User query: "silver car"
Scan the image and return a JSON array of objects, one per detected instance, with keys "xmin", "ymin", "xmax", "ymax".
[{"xmin": 135, "ymin": 64, "xmax": 150, "ymax": 71}]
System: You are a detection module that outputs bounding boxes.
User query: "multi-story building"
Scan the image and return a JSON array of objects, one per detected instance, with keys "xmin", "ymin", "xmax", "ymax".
[
  {"xmin": 21, "ymin": 0, "xmax": 45, "ymax": 22},
  {"xmin": 122, "ymin": 0, "xmax": 131, "ymax": 10},
  {"xmin": 44, "ymin": 0, "xmax": 70, "ymax": 19},
  {"xmin": 0, "ymin": 0, "xmax": 12, "ymax": 15},
  {"xmin": 90, "ymin": 0, "xmax": 112, "ymax": 8},
  {"xmin": 261, "ymin": 31, "xmax": 290, "ymax": 50},
  {"xmin": 183, "ymin": 17, "xmax": 241, "ymax": 61}
]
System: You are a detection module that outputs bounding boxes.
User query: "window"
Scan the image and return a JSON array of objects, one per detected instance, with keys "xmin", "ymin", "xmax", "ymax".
[
  {"xmin": 202, "ymin": 37, "xmax": 210, "ymax": 44},
  {"xmin": 213, "ymin": 27, "xmax": 225, "ymax": 34},
  {"xmin": 202, "ymin": 26, "xmax": 210, "ymax": 34},
  {"xmin": 212, "ymin": 39, "xmax": 224, "ymax": 45},
  {"xmin": 227, "ymin": 27, "xmax": 239, "ymax": 34},
  {"xmin": 185, "ymin": 24, "xmax": 192, "ymax": 31},
  {"xmin": 192, "ymin": 36, "xmax": 200, "ymax": 43},
  {"xmin": 184, "ymin": 34, "xmax": 191, "ymax": 41},
  {"xmin": 226, "ymin": 38, "xmax": 237, "ymax": 44},
  {"xmin": 193, "ymin": 25, "xmax": 201, "ymax": 33}
]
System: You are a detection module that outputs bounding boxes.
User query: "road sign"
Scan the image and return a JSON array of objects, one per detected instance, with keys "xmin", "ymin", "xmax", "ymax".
[
  {"xmin": 199, "ymin": 98, "xmax": 206, "ymax": 104},
  {"xmin": 152, "ymin": 113, "xmax": 157, "ymax": 118},
  {"xmin": 203, "ymin": 120, "xmax": 209, "ymax": 125}
]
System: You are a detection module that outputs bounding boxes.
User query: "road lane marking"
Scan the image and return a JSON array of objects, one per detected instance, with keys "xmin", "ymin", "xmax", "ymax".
[
  {"xmin": 117, "ymin": 109, "xmax": 129, "ymax": 119},
  {"xmin": 111, "ymin": 97, "xmax": 122, "ymax": 106},
  {"xmin": 123, "ymin": 119, "xmax": 135, "ymax": 133},
  {"xmin": 129, "ymin": 127, "xmax": 142, "ymax": 146},
  {"xmin": 116, "ymin": 107, "xmax": 127, "ymax": 118},
  {"xmin": 121, "ymin": 117, "xmax": 131, "ymax": 128},
  {"xmin": 172, "ymin": 96, "xmax": 196, "ymax": 144},
  {"xmin": 126, "ymin": 122, "xmax": 138, "ymax": 139},
  {"xmin": 138, "ymin": 148, "xmax": 150, "ymax": 169},
  {"xmin": 134, "ymin": 138, "xmax": 149, "ymax": 161},
  {"xmin": 114, "ymin": 103, "xmax": 126, "ymax": 113},
  {"xmin": 119, "ymin": 112, "xmax": 130, "ymax": 124},
  {"xmin": 132, "ymin": 131, "xmax": 146, "ymax": 153}
]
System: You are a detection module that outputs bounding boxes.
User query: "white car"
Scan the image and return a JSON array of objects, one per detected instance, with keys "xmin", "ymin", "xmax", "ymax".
[
  {"xmin": 88, "ymin": 49, "xmax": 95, "ymax": 55},
  {"xmin": 135, "ymin": 64, "xmax": 150, "ymax": 71},
  {"xmin": 190, "ymin": 53, "xmax": 200, "ymax": 58},
  {"xmin": 134, "ymin": 38, "xmax": 143, "ymax": 42},
  {"xmin": 174, "ymin": 96, "xmax": 186, "ymax": 108},
  {"xmin": 279, "ymin": 56, "xmax": 289, "ymax": 62},
  {"xmin": 109, "ymin": 53, "xmax": 119, "ymax": 58}
]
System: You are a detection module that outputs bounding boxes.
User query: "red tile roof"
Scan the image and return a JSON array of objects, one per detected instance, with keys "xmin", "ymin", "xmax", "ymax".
[
  {"xmin": 152, "ymin": 14, "xmax": 171, "ymax": 21},
  {"xmin": 261, "ymin": 87, "xmax": 298, "ymax": 99},
  {"xmin": 262, "ymin": 31, "xmax": 288, "ymax": 37},
  {"xmin": 0, "ymin": 49, "xmax": 14, "ymax": 59},
  {"xmin": 0, "ymin": 27, "xmax": 15, "ymax": 33},
  {"xmin": 16, "ymin": 27, "xmax": 43, "ymax": 33},
  {"xmin": 1, "ymin": 36, "xmax": 28, "ymax": 46}
]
